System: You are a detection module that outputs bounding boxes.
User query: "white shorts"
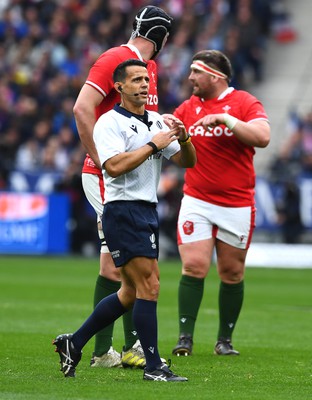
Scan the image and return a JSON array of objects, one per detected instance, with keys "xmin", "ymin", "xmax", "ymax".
[
  {"xmin": 82, "ymin": 173, "xmax": 104, "ymax": 219},
  {"xmin": 177, "ymin": 195, "xmax": 256, "ymax": 249},
  {"xmin": 82, "ymin": 173, "xmax": 109, "ymax": 253}
]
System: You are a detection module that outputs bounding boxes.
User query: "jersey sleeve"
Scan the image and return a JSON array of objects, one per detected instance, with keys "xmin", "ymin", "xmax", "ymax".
[
  {"xmin": 173, "ymin": 101, "xmax": 186, "ymax": 121},
  {"xmin": 165, "ymin": 140, "xmax": 180, "ymax": 159},
  {"xmin": 148, "ymin": 111, "xmax": 180, "ymax": 159},
  {"xmin": 239, "ymin": 92, "xmax": 269, "ymax": 123},
  {"xmin": 173, "ymin": 99, "xmax": 197, "ymax": 128},
  {"xmin": 86, "ymin": 48, "xmax": 130, "ymax": 97},
  {"xmin": 160, "ymin": 115, "xmax": 182, "ymax": 159}
]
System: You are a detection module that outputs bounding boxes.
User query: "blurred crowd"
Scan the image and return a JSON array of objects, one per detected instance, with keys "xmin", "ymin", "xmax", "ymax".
[
  {"xmin": 0, "ymin": 0, "xmax": 294, "ymax": 254},
  {"xmin": 271, "ymin": 109, "xmax": 312, "ymax": 182},
  {"xmin": 269, "ymin": 108, "xmax": 312, "ymax": 244}
]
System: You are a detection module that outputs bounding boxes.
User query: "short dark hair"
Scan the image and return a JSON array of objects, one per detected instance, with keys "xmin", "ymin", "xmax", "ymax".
[
  {"xmin": 113, "ymin": 59, "xmax": 147, "ymax": 83},
  {"xmin": 192, "ymin": 50, "xmax": 233, "ymax": 83}
]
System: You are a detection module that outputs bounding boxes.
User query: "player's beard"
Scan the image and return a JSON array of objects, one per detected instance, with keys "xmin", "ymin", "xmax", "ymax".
[{"xmin": 192, "ymin": 85, "xmax": 204, "ymax": 98}]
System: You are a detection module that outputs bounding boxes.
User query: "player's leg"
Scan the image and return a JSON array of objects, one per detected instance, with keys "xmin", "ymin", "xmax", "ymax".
[
  {"xmin": 172, "ymin": 195, "xmax": 214, "ymax": 356},
  {"xmin": 213, "ymin": 204, "xmax": 255, "ymax": 355},
  {"xmin": 172, "ymin": 240, "xmax": 213, "ymax": 356},
  {"xmin": 214, "ymin": 241, "xmax": 246, "ymax": 355},
  {"xmin": 103, "ymin": 199, "xmax": 170, "ymax": 370},
  {"xmin": 53, "ymin": 272, "xmax": 136, "ymax": 377},
  {"xmin": 83, "ymin": 173, "xmax": 142, "ymax": 366},
  {"xmin": 121, "ymin": 257, "xmax": 161, "ymax": 369},
  {"xmin": 92, "ymin": 248, "xmax": 122, "ymax": 367},
  {"xmin": 121, "ymin": 257, "xmax": 187, "ymax": 382},
  {"xmin": 82, "ymin": 173, "xmax": 121, "ymax": 366},
  {"xmin": 95, "ymin": 220, "xmax": 145, "ymax": 367}
]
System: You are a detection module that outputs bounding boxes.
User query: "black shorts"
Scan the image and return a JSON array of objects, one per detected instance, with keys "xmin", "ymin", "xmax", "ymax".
[{"xmin": 103, "ymin": 201, "xmax": 159, "ymax": 267}]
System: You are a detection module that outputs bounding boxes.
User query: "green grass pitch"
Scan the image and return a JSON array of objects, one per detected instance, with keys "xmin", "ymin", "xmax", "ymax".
[{"xmin": 0, "ymin": 256, "xmax": 311, "ymax": 399}]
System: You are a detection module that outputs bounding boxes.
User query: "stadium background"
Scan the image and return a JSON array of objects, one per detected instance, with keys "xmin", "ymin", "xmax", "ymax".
[{"xmin": 0, "ymin": 0, "xmax": 311, "ymax": 265}]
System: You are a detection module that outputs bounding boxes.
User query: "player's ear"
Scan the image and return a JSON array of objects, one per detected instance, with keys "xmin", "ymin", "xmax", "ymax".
[{"xmin": 114, "ymin": 82, "xmax": 123, "ymax": 93}]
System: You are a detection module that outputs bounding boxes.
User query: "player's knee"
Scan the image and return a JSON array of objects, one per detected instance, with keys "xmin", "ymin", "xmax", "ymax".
[
  {"xmin": 182, "ymin": 259, "xmax": 207, "ymax": 278},
  {"xmin": 143, "ymin": 274, "xmax": 160, "ymax": 298},
  {"xmin": 219, "ymin": 267, "xmax": 244, "ymax": 283},
  {"xmin": 118, "ymin": 286, "xmax": 136, "ymax": 309},
  {"xmin": 149, "ymin": 279, "xmax": 160, "ymax": 298},
  {"xmin": 137, "ymin": 277, "xmax": 160, "ymax": 300}
]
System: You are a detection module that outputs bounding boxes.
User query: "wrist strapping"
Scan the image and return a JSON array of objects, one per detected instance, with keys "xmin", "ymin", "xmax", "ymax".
[
  {"xmin": 146, "ymin": 141, "xmax": 159, "ymax": 154},
  {"xmin": 224, "ymin": 114, "xmax": 238, "ymax": 130},
  {"xmin": 178, "ymin": 134, "xmax": 192, "ymax": 145}
]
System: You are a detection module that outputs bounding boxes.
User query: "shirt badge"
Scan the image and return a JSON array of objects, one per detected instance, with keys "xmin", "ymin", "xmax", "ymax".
[{"xmin": 130, "ymin": 125, "xmax": 138, "ymax": 133}]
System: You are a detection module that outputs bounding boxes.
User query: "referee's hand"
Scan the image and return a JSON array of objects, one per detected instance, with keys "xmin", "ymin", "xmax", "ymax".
[{"xmin": 151, "ymin": 126, "xmax": 180, "ymax": 150}]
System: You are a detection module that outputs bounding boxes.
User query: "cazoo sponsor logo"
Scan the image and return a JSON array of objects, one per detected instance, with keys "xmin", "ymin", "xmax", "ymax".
[{"xmin": 189, "ymin": 125, "xmax": 234, "ymax": 137}]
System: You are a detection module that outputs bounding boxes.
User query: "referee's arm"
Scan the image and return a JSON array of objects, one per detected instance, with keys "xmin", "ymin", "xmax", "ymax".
[{"xmin": 104, "ymin": 145, "xmax": 155, "ymax": 178}]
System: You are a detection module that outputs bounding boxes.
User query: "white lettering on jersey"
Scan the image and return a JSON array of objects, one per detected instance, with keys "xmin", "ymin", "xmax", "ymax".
[
  {"xmin": 189, "ymin": 125, "xmax": 234, "ymax": 137},
  {"xmin": 147, "ymin": 94, "xmax": 158, "ymax": 105}
]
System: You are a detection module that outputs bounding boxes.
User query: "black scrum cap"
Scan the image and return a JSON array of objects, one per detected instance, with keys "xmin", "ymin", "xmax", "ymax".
[{"xmin": 131, "ymin": 6, "xmax": 173, "ymax": 58}]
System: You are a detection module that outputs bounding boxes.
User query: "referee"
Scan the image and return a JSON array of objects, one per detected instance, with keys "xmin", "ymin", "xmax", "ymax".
[{"xmin": 53, "ymin": 59, "xmax": 196, "ymax": 382}]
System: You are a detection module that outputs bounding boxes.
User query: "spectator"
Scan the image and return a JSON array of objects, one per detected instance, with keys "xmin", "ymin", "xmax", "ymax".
[
  {"xmin": 271, "ymin": 110, "xmax": 312, "ymax": 183},
  {"xmin": 52, "ymin": 96, "xmax": 78, "ymax": 136},
  {"xmin": 281, "ymin": 110, "xmax": 312, "ymax": 175},
  {"xmin": 229, "ymin": 1, "xmax": 265, "ymax": 82},
  {"xmin": 15, "ymin": 118, "xmax": 51, "ymax": 171},
  {"xmin": 275, "ymin": 180, "xmax": 303, "ymax": 244},
  {"xmin": 0, "ymin": 125, "xmax": 20, "ymax": 188},
  {"xmin": 269, "ymin": 109, "xmax": 312, "ymax": 244}
]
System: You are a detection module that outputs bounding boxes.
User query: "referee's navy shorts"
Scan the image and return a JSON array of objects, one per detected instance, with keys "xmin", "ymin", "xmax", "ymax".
[{"xmin": 102, "ymin": 200, "xmax": 159, "ymax": 267}]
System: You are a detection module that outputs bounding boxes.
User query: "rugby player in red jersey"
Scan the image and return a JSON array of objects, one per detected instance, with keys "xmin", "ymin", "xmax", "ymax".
[{"xmin": 169, "ymin": 50, "xmax": 270, "ymax": 357}]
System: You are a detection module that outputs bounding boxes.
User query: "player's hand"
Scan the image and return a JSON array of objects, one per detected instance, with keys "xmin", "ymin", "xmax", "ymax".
[
  {"xmin": 162, "ymin": 113, "xmax": 176, "ymax": 128},
  {"xmin": 162, "ymin": 115, "xmax": 188, "ymax": 141},
  {"xmin": 174, "ymin": 119, "xmax": 188, "ymax": 142},
  {"xmin": 194, "ymin": 113, "xmax": 226, "ymax": 130}
]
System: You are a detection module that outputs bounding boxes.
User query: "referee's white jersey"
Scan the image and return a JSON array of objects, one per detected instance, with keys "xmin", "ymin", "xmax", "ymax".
[{"xmin": 94, "ymin": 105, "xmax": 180, "ymax": 204}]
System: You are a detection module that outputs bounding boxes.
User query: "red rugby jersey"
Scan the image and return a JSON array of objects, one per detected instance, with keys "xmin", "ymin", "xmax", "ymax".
[
  {"xmin": 174, "ymin": 87, "xmax": 268, "ymax": 207},
  {"xmin": 82, "ymin": 44, "xmax": 158, "ymax": 176}
]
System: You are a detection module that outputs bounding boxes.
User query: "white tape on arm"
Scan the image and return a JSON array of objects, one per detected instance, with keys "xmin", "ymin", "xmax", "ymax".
[{"xmin": 224, "ymin": 114, "xmax": 238, "ymax": 130}]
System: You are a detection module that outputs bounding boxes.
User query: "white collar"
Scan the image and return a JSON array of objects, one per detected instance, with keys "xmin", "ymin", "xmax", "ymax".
[
  {"xmin": 121, "ymin": 44, "xmax": 143, "ymax": 61},
  {"xmin": 217, "ymin": 87, "xmax": 235, "ymax": 100}
]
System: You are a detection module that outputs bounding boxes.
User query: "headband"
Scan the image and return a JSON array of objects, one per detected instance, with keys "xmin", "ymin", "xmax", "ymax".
[{"xmin": 190, "ymin": 60, "xmax": 227, "ymax": 79}]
